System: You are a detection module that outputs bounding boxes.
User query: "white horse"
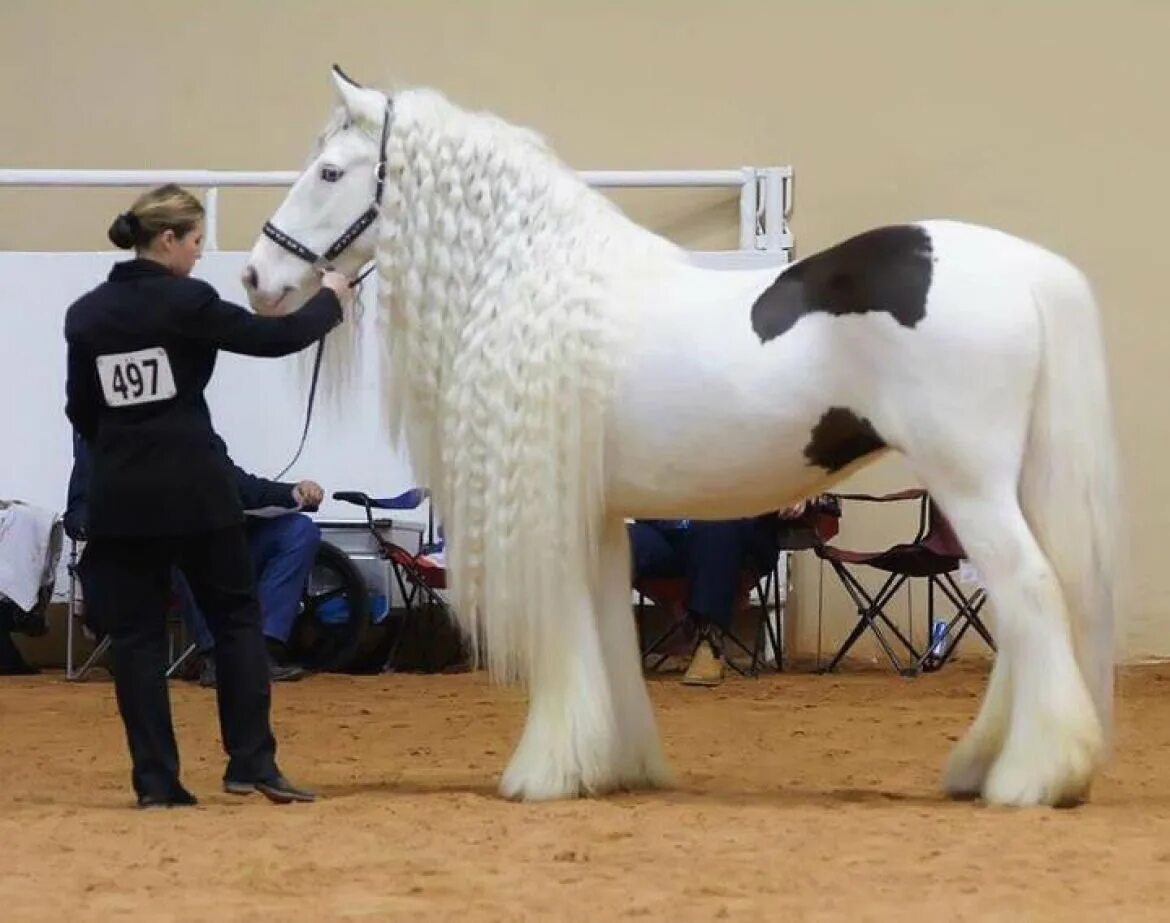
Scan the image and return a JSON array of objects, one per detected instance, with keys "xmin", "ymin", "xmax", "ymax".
[{"xmin": 244, "ymin": 66, "xmax": 1121, "ymax": 808}]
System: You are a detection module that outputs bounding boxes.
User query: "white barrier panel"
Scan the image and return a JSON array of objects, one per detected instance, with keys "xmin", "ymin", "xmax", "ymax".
[{"xmin": 0, "ymin": 251, "xmax": 419, "ymax": 522}]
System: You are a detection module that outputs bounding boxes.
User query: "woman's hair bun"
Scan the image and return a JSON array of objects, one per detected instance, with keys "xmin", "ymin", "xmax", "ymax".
[
  {"xmin": 107, "ymin": 211, "xmax": 140, "ymax": 249},
  {"xmin": 108, "ymin": 186, "xmax": 204, "ymax": 250}
]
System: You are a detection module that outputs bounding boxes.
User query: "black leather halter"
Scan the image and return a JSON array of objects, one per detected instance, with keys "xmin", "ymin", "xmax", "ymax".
[{"xmin": 262, "ymin": 101, "xmax": 393, "ymax": 275}]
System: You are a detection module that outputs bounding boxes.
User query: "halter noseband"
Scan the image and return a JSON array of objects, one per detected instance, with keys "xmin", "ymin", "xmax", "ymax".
[{"xmin": 262, "ymin": 101, "xmax": 393, "ymax": 276}]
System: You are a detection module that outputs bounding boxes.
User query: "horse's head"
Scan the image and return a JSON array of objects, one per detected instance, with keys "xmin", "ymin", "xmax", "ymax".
[{"xmin": 244, "ymin": 66, "xmax": 390, "ymax": 315}]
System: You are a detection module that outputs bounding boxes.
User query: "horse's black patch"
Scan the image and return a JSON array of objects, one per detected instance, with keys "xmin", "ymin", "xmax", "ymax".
[
  {"xmin": 804, "ymin": 408, "xmax": 886, "ymax": 472},
  {"xmin": 751, "ymin": 225, "xmax": 934, "ymax": 343}
]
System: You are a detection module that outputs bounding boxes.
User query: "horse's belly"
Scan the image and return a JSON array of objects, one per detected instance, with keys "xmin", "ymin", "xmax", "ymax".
[
  {"xmin": 606, "ymin": 431, "xmax": 818, "ymax": 519},
  {"xmin": 604, "ymin": 308, "xmax": 828, "ymax": 519}
]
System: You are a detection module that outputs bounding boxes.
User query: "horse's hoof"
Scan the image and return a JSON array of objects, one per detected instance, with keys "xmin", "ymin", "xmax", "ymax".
[{"xmin": 981, "ymin": 740, "xmax": 1097, "ymax": 808}]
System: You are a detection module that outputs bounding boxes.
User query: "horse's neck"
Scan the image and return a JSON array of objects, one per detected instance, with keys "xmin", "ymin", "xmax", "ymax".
[{"xmin": 387, "ymin": 119, "xmax": 678, "ymax": 295}]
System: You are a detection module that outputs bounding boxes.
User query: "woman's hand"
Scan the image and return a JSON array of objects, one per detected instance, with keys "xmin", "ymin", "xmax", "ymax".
[
  {"xmin": 318, "ymin": 269, "xmax": 356, "ymax": 321},
  {"xmin": 319, "ymin": 270, "xmax": 351, "ymax": 296},
  {"xmin": 779, "ymin": 499, "xmax": 809, "ymax": 519}
]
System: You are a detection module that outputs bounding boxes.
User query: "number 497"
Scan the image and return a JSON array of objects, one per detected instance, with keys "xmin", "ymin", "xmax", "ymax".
[{"xmin": 112, "ymin": 358, "xmax": 158, "ymax": 400}]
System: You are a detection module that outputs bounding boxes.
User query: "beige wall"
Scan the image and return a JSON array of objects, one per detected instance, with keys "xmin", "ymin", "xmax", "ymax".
[{"xmin": 4, "ymin": 1, "xmax": 1167, "ymax": 660}]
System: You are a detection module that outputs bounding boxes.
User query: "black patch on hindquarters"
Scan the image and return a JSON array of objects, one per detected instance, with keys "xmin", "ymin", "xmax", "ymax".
[
  {"xmin": 804, "ymin": 408, "xmax": 886, "ymax": 472},
  {"xmin": 750, "ymin": 224, "xmax": 934, "ymax": 342}
]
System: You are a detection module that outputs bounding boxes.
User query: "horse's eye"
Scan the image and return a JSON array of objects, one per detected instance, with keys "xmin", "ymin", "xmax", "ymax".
[{"xmin": 320, "ymin": 165, "xmax": 344, "ymax": 182}]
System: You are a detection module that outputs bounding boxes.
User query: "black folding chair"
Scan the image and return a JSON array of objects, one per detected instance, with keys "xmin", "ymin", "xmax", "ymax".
[{"xmin": 815, "ymin": 489, "xmax": 995, "ymax": 675}]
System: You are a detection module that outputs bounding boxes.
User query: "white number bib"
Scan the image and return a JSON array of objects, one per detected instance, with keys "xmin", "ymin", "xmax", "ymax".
[{"xmin": 96, "ymin": 347, "xmax": 177, "ymax": 407}]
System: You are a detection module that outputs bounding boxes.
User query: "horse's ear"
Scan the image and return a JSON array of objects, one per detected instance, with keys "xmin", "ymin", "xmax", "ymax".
[
  {"xmin": 330, "ymin": 64, "xmax": 384, "ymax": 124},
  {"xmin": 332, "ymin": 64, "xmax": 361, "ymax": 90}
]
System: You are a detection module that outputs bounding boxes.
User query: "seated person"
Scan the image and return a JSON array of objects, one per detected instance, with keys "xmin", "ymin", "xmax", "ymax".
[
  {"xmin": 629, "ymin": 502, "xmax": 807, "ymax": 687},
  {"xmin": 176, "ymin": 480, "xmax": 322, "ymax": 687},
  {"xmin": 65, "ymin": 432, "xmax": 323, "ymax": 684}
]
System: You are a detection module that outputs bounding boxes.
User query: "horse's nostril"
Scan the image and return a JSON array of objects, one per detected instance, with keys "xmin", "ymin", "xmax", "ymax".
[{"xmin": 243, "ymin": 265, "xmax": 259, "ymax": 290}]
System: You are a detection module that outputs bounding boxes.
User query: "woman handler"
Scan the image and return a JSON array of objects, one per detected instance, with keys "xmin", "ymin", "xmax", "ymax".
[{"xmin": 65, "ymin": 184, "xmax": 349, "ymax": 809}]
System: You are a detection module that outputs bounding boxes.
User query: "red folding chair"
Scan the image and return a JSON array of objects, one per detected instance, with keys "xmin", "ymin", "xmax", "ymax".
[
  {"xmin": 815, "ymin": 489, "xmax": 994, "ymax": 675},
  {"xmin": 332, "ymin": 490, "xmax": 464, "ymax": 672}
]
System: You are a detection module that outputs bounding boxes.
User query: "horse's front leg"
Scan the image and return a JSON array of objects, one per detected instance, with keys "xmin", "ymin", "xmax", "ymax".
[
  {"xmin": 593, "ymin": 516, "xmax": 673, "ymax": 791},
  {"xmin": 498, "ymin": 558, "xmax": 622, "ymax": 801}
]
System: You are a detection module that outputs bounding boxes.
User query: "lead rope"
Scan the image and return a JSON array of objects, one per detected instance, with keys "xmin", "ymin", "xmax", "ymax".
[{"xmin": 273, "ymin": 263, "xmax": 376, "ymax": 481}]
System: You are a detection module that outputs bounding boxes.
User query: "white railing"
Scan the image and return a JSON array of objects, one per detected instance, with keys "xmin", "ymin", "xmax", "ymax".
[{"xmin": 0, "ymin": 166, "xmax": 793, "ymax": 254}]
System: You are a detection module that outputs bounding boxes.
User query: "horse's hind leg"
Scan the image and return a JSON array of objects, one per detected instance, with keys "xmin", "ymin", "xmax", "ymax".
[
  {"xmin": 915, "ymin": 476, "xmax": 1103, "ymax": 806},
  {"xmin": 593, "ymin": 516, "xmax": 673, "ymax": 790}
]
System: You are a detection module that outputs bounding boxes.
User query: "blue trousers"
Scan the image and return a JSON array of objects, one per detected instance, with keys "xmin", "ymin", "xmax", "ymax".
[
  {"xmin": 629, "ymin": 518, "xmax": 778, "ymax": 630},
  {"xmin": 176, "ymin": 514, "xmax": 321, "ymax": 652}
]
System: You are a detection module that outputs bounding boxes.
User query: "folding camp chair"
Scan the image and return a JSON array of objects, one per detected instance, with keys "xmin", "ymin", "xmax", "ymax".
[
  {"xmin": 64, "ymin": 538, "xmax": 98, "ymax": 680},
  {"xmin": 637, "ymin": 567, "xmax": 781, "ymax": 676},
  {"xmin": 64, "ymin": 537, "xmax": 120, "ymax": 681},
  {"xmin": 815, "ymin": 489, "xmax": 994, "ymax": 675},
  {"xmin": 64, "ymin": 537, "xmax": 225, "ymax": 682},
  {"xmin": 332, "ymin": 489, "xmax": 464, "ymax": 673},
  {"xmin": 636, "ymin": 500, "xmax": 841, "ymax": 675}
]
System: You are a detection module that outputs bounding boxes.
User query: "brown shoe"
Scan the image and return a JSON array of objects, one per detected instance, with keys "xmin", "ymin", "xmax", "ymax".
[{"xmin": 682, "ymin": 639, "xmax": 725, "ymax": 686}]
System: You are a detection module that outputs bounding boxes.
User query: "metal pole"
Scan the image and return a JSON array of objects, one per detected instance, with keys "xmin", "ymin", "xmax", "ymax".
[
  {"xmin": 0, "ymin": 167, "xmax": 753, "ymax": 190},
  {"xmin": 203, "ymin": 187, "xmax": 219, "ymax": 251},
  {"xmin": 738, "ymin": 166, "xmax": 758, "ymax": 251},
  {"xmin": 762, "ymin": 167, "xmax": 785, "ymax": 253}
]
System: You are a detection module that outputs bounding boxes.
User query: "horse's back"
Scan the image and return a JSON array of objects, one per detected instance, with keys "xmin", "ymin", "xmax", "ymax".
[{"xmin": 752, "ymin": 218, "xmax": 1084, "ymax": 342}]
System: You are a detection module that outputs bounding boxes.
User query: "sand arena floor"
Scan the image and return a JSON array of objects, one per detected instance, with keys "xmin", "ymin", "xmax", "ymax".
[{"xmin": 3, "ymin": 662, "xmax": 1170, "ymax": 921}]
